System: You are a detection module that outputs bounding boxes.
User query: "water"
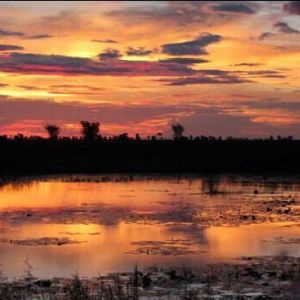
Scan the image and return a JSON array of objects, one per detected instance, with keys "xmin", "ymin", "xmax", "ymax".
[{"xmin": 0, "ymin": 175, "xmax": 300, "ymax": 279}]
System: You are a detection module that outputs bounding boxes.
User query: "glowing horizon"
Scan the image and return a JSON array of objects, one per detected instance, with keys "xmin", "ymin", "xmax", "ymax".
[{"xmin": 1, "ymin": 1, "xmax": 300, "ymax": 138}]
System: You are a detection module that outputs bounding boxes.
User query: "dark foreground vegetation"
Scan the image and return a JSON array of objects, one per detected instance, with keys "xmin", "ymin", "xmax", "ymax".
[
  {"xmin": 0, "ymin": 120, "xmax": 298, "ymax": 175},
  {"xmin": 1, "ymin": 256, "xmax": 300, "ymax": 299},
  {"xmin": 0, "ymin": 134, "xmax": 299, "ymax": 175}
]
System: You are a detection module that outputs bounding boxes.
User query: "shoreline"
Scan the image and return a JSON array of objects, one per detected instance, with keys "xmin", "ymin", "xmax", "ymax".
[{"xmin": 1, "ymin": 255, "xmax": 299, "ymax": 299}]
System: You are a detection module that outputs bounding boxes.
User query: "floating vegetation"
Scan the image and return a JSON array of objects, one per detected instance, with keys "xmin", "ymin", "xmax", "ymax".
[
  {"xmin": 126, "ymin": 239, "xmax": 205, "ymax": 256},
  {"xmin": 59, "ymin": 231, "xmax": 101, "ymax": 236},
  {"xmin": 0, "ymin": 237, "xmax": 84, "ymax": 246},
  {"xmin": 2, "ymin": 175, "xmax": 300, "ymax": 291},
  {"xmin": 263, "ymin": 236, "xmax": 300, "ymax": 244},
  {"xmin": 0, "ymin": 195, "xmax": 300, "ymax": 229}
]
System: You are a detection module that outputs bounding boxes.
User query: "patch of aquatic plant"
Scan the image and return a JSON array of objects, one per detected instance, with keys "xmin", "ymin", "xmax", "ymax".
[{"xmin": 0, "ymin": 237, "xmax": 85, "ymax": 246}]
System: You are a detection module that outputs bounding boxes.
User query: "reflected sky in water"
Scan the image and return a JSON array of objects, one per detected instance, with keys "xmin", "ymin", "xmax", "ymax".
[{"xmin": 0, "ymin": 175, "xmax": 300, "ymax": 278}]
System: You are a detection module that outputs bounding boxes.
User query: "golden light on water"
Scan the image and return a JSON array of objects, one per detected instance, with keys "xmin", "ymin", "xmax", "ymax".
[{"xmin": 0, "ymin": 176, "xmax": 299, "ymax": 278}]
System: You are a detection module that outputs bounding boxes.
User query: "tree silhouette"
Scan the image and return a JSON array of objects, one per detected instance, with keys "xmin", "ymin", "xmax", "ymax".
[
  {"xmin": 44, "ymin": 124, "xmax": 60, "ymax": 140},
  {"xmin": 172, "ymin": 123, "xmax": 184, "ymax": 140},
  {"xmin": 80, "ymin": 121, "xmax": 100, "ymax": 141},
  {"xmin": 118, "ymin": 133, "xmax": 129, "ymax": 141}
]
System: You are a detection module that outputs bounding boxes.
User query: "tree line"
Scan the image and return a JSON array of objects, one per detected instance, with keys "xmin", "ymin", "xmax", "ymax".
[
  {"xmin": 0, "ymin": 120, "xmax": 294, "ymax": 142},
  {"xmin": 0, "ymin": 121, "xmax": 298, "ymax": 175},
  {"xmin": 41, "ymin": 121, "xmax": 293, "ymax": 142},
  {"xmin": 44, "ymin": 121, "xmax": 185, "ymax": 141}
]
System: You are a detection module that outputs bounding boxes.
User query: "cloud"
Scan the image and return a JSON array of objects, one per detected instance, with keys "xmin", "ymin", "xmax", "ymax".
[
  {"xmin": 0, "ymin": 28, "xmax": 24, "ymax": 37},
  {"xmin": 242, "ymin": 70, "xmax": 286, "ymax": 79},
  {"xmin": 240, "ymin": 98, "xmax": 300, "ymax": 111},
  {"xmin": 0, "ymin": 52, "xmax": 195, "ymax": 77},
  {"xmin": 0, "ymin": 52, "xmax": 262, "ymax": 84},
  {"xmin": 36, "ymin": 11, "xmax": 91, "ymax": 32},
  {"xmin": 175, "ymin": 109, "xmax": 256, "ymax": 137},
  {"xmin": 273, "ymin": 22, "xmax": 300, "ymax": 34},
  {"xmin": 50, "ymin": 84, "xmax": 104, "ymax": 91},
  {"xmin": 258, "ymin": 22, "xmax": 299, "ymax": 41},
  {"xmin": 161, "ymin": 70, "xmax": 250, "ymax": 86},
  {"xmin": 91, "ymin": 39, "xmax": 118, "ymax": 43},
  {"xmin": 27, "ymin": 34, "xmax": 54, "ymax": 39},
  {"xmin": 16, "ymin": 85, "xmax": 44, "ymax": 91},
  {"xmin": 233, "ymin": 63, "xmax": 264, "ymax": 67},
  {"xmin": 159, "ymin": 58, "xmax": 209, "ymax": 65},
  {"xmin": 0, "ymin": 83, "xmax": 8, "ymax": 88},
  {"xmin": 161, "ymin": 33, "xmax": 223, "ymax": 56},
  {"xmin": 98, "ymin": 48, "xmax": 121, "ymax": 60},
  {"xmin": 284, "ymin": 1, "xmax": 300, "ymax": 15},
  {"xmin": 0, "ymin": 98, "xmax": 188, "ymax": 124},
  {"xmin": 49, "ymin": 84, "xmax": 105, "ymax": 95},
  {"xmin": 107, "ymin": 1, "xmax": 246, "ymax": 28},
  {"xmin": 174, "ymin": 109, "xmax": 300, "ymax": 138},
  {"xmin": 0, "ymin": 97, "xmax": 194, "ymax": 136},
  {"xmin": 0, "ymin": 52, "xmax": 89, "ymax": 67},
  {"xmin": 126, "ymin": 47, "xmax": 153, "ymax": 56},
  {"xmin": 210, "ymin": 3, "xmax": 255, "ymax": 14},
  {"xmin": 0, "ymin": 44, "xmax": 24, "ymax": 51},
  {"xmin": 2, "ymin": 96, "xmax": 300, "ymax": 138},
  {"xmin": 258, "ymin": 32, "xmax": 275, "ymax": 40}
]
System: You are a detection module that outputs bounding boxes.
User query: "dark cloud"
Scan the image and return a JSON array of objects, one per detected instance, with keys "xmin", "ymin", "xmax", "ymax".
[
  {"xmin": 284, "ymin": 1, "xmax": 300, "ymax": 15},
  {"xmin": 0, "ymin": 52, "xmax": 260, "ymax": 84},
  {"xmin": 98, "ymin": 48, "xmax": 121, "ymax": 60},
  {"xmin": 161, "ymin": 70, "xmax": 250, "ymax": 86},
  {"xmin": 107, "ymin": 1, "xmax": 244, "ymax": 27},
  {"xmin": 0, "ymin": 52, "xmax": 195, "ymax": 77},
  {"xmin": 175, "ymin": 109, "xmax": 300, "ymax": 138},
  {"xmin": 0, "ymin": 44, "xmax": 24, "ymax": 51},
  {"xmin": 126, "ymin": 47, "xmax": 153, "ymax": 56},
  {"xmin": 273, "ymin": 22, "xmax": 300, "ymax": 34},
  {"xmin": 210, "ymin": 3, "xmax": 255, "ymax": 14},
  {"xmin": 176, "ymin": 109, "xmax": 255, "ymax": 137},
  {"xmin": 168, "ymin": 98, "xmax": 300, "ymax": 137},
  {"xmin": 50, "ymin": 84, "xmax": 104, "ymax": 91},
  {"xmin": 0, "ymin": 97, "xmax": 191, "ymax": 127},
  {"xmin": 233, "ymin": 63, "xmax": 264, "ymax": 67},
  {"xmin": 258, "ymin": 32, "xmax": 275, "ymax": 40},
  {"xmin": 161, "ymin": 33, "xmax": 223, "ymax": 55},
  {"xmin": 159, "ymin": 58, "xmax": 209, "ymax": 65},
  {"xmin": 27, "ymin": 34, "xmax": 54, "ymax": 40},
  {"xmin": 2, "ymin": 96, "xmax": 300, "ymax": 137},
  {"xmin": 258, "ymin": 22, "xmax": 299, "ymax": 41},
  {"xmin": 91, "ymin": 39, "xmax": 118, "ymax": 44},
  {"xmin": 16, "ymin": 85, "xmax": 44, "ymax": 91},
  {"xmin": 49, "ymin": 84, "xmax": 105, "ymax": 95},
  {"xmin": 0, "ymin": 83, "xmax": 8, "ymax": 88},
  {"xmin": 16, "ymin": 84, "xmax": 102, "ymax": 95},
  {"xmin": 0, "ymin": 28, "xmax": 24, "ymax": 37},
  {"xmin": 240, "ymin": 98, "xmax": 300, "ymax": 111},
  {"xmin": 0, "ymin": 52, "xmax": 90, "ymax": 67},
  {"xmin": 243, "ymin": 70, "xmax": 286, "ymax": 79}
]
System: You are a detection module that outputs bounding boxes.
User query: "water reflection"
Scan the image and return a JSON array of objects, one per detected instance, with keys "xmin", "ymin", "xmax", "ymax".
[{"xmin": 0, "ymin": 175, "xmax": 300, "ymax": 278}]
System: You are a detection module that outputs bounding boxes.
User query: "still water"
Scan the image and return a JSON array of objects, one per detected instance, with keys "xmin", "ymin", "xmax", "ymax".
[{"xmin": 0, "ymin": 175, "xmax": 300, "ymax": 279}]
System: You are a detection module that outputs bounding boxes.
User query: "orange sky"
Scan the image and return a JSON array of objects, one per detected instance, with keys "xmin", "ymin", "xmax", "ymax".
[{"xmin": 1, "ymin": 1, "xmax": 300, "ymax": 137}]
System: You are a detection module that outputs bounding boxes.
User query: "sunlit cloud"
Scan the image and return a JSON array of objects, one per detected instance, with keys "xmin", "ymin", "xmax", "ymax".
[{"xmin": 0, "ymin": 1, "xmax": 299, "ymax": 137}]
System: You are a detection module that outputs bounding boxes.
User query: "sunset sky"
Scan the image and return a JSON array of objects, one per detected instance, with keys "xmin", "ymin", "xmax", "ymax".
[{"xmin": 1, "ymin": 1, "xmax": 300, "ymax": 137}]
